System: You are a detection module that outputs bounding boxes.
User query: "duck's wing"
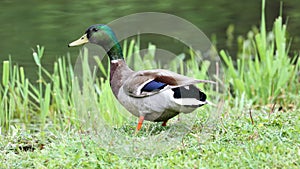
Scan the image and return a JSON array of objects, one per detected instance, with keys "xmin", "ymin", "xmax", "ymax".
[{"xmin": 123, "ymin": 69, "xmax": 214, "ymax": 98}]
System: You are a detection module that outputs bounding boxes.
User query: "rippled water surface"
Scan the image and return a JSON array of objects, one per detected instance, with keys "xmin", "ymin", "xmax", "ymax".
[{"xmin": 1, "ymin": 0, "xmax": 299, "ymax": 79}]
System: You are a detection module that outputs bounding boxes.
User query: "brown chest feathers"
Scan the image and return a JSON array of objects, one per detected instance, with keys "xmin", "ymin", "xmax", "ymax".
[{"xmin": 110, "ymin": 59, "xmax": 133, "ymax": 96}]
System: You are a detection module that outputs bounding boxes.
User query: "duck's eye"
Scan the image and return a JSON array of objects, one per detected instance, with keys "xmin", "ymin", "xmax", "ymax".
[{"xmin": 92, "ymin": 28, "xmax": 99, "ymax": 32}]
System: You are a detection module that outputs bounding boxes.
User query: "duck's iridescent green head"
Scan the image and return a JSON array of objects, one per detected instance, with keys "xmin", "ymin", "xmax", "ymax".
[{"xmin": 69, "ymin": 24, "xmax": 123, "ymax": 60}]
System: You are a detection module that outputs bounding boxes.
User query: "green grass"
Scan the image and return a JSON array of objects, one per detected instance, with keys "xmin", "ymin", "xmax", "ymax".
[
  {"xmin": 1, "ymin": 0, "xmax": 300, "ymax": 168},
  {"xmin": 220, "ymin": 0, "xmax": 299, "ymax": 105},
  {"xmin": 1, "ymin": 106, "xmax": 299, "ymax": 168}
]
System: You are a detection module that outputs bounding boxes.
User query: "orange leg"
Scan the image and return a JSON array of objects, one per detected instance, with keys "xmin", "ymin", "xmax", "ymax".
[
  {"xmin": 162, "ymin": 120, "xmax": 168, "ymax": 126},
  {"xmin": 136, "ymin": 116, "xmax": 145, "ymax": 131}
]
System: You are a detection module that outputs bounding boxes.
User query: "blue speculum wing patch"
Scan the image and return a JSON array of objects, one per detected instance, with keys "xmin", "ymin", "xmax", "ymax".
[{"xmin": 141, "ymin": 80, "xmax": 167, "ymax": 92}]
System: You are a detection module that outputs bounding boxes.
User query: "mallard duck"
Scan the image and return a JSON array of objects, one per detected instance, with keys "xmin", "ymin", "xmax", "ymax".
[{"xmin": 69, "ymin": 24, "xmax": 213, "ymax": 132}]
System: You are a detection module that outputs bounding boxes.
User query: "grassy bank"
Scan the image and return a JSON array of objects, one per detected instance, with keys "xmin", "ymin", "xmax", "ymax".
[{"xmin": 1, "ymin": 0, "xmax": 299, "ymax": 168}]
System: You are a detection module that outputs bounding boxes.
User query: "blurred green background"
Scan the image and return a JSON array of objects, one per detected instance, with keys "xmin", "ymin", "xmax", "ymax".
[{"xmin": 1, "ymin": 0, "xmax": 299, "ymax": 79}]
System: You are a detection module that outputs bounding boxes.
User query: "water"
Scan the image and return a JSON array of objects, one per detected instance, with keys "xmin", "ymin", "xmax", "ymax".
[{"xmin": 1, "ymin": 0, "xmax": 300, "ymax": 79}]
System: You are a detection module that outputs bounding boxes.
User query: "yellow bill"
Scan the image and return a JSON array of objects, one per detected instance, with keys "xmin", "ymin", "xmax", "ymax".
[{"xmin": 68, "ymin": 34, "xmax": 89, "ymax": 47}]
